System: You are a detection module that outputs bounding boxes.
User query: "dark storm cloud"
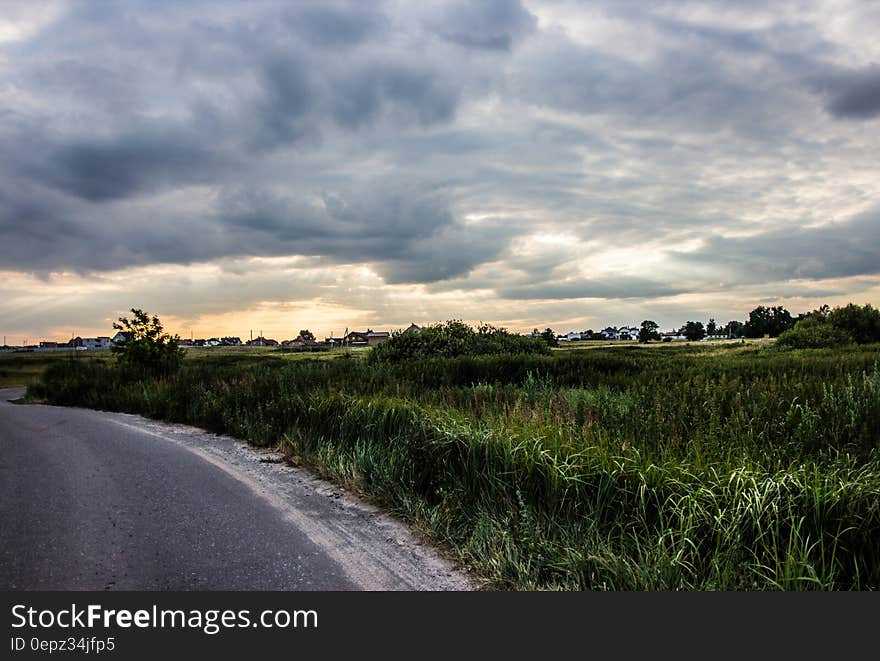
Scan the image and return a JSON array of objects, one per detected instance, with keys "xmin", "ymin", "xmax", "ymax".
[
  {"xmin": 679, "ymin": 209, "xmax": 880, "ymax": 282},
  {"xmin": 376, "ymin": 218, "xmax": 519, "ymax": 283},
  {"xmin": 249, "ymin": 52, "xmax": 319, "ymax": 148},
  {"xmin": 326, "ymin": 59, "xmax": 461, "ymax": 130},
  {"xmin": 426, "ymin": 0, "xmax": 537, "ymax": 51},
  {"xmin": 282, "ymin": 2, "xmax": 389, "ymax": 48},
  {"xmin": 218, "ymin": 186, "xmax": 510, "ymax": 283},
  {"xmin": 41, "ymin": 129, "xmax": 230, "ymax": 202},
  {"xmin": 219, "ymin": 185, "xmax": 451, "ymax": 245},
  {"xmin": 0, "ymin": 177, "xmax": 487, "ymax": 280},
  {"xmin": 0, "ymin": 179, "xmax": 118, "ymax": 271},
  {"xmin": 811, "ymin": 65, "xmax": 880, "ymax": 119},
  {"xmin": 510, "ymin": 31, "xmax": 801, "ymax": 140},
  {"xmin": 499, "ymin": 278, "xmax": 686, "ymax": 301}
]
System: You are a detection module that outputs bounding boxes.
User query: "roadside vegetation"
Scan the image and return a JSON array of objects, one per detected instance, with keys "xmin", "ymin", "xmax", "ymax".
[
  {"xmin": 0, "ymin": 352, "xmax": 107, "ymax": 388},
  {"xmin": 28, "ymin": 320, "xmax": 880, "ymax": 590}
]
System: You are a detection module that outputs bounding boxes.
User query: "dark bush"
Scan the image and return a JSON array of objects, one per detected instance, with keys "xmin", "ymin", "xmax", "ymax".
[
  {"xmin": 368, "ymin": 320, "xmax": 550, "ymax": 363},
  {"xmin": 777, "ymin": 303, "xmax": 880, "ymax": 349},
  {"xmin": 829, "ymin": 303, "xmax": 880, "ymax": 344},
  {"xmin": 777, "ymin": 316, "xmax": 852, "ymax": 349}
]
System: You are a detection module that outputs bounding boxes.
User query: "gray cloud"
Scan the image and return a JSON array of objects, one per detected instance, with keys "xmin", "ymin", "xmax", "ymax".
[
  {"xmin": 283, "ymin": 2, "xmax": 389, "ymax": 49},
  {"xmin": 43, "ymin": 128, "xmax": 229, "ymax": 202},
  {"xmin": 677, "ymin": 208, "xmax": 880, "ymax": 282},
  {"xmin": 510, "ymin": 29, "xmax": 810, "ymax": 141},
  {"xmin": 0, "ymin": 0, "xmax": 878, "ymax": 333},
  {"xmin": 327, "ymin": 58, "xmax": 461, "ymax": 130},
  {"xmin": 812, "ymin": 65, "xmax": 880, "ymax": 119},
  {"xmin": 425, "ymin": 0, "xmax": 537, "ymax": 50},
  {"xmin": 498, "ymin": 278, "xmax": 687, "ymax": 301},
  {"xmin": 218, "ymin": 186, "xmax": 511, "ymax": 283}
]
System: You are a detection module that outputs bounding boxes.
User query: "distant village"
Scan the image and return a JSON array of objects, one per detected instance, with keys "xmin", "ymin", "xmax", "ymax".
[
  {"xmin": 1, "ymin": 320, "xmax": 733, "ymax": 353},
  {"xmin": 1, "ymin": 326, "xmax": 409, "ymax": 353}
]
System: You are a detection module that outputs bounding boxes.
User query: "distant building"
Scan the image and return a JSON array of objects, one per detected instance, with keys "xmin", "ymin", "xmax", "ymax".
[
  {"xmin": 344, "ymin": 329, "xmax": 390, "ymax": 346},
  {"xmin": 83, "ymin": 337, "xmax": 111, "ymax": 350},
  {"xmin": 614, "ymin": 325, "xmax": 639, "ymax": 340},
  {"xmin": 284, "ymin": 337, "xmax": 317, "ymax": 348},
  {"xmin": 283, "ymin": 330, "xmax": 318, "ymax": 348},
  {"xmin": 403, "ymin": 323, "xmax": 423, "ymax": 334},
  {"xmin": 246, "ymin": 336, "xmax": 278, "ymax": 346}
]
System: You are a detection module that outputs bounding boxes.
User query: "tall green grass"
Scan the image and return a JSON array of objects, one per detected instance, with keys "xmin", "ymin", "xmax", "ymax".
[{"xmin": 29, "ymin": 344, "xmax": 880, "ymax": 589}]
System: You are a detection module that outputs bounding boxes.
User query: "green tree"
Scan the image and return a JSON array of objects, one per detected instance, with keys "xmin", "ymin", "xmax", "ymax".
[
  {"xmin": 797, "ymin": 304, "xmax": 830, "ymax": 322},
  {"xmin": 540, "ymin": 328, "xmax": 558, "ymax": 347},
  {"xmin": 744, "ymin": 305, "xmax": 794, "ymax": 338},
  {"xmin": 706, "ymin": 318, "xmax": 717, "ymax": 336},
  {"xmin": 112, "ymin": 308, "xmax": 184, "ymax": 375},
  {"xmin": 775, "ymin": 303, "xmax": 880, "ymax": 349},
  {"xmin": 638, "ymin": 320, "xmax": 660, "ymax": 343},
  {"xmin": 724, "ymin": 320, "xmax": 745, "ymax": 338},
  {"xmin": 828, "ymin": 303, "xmax": 880, "ymax": 344},
  {"xmin": 683, "ymin": 321, "xmax": 705, "ymax": 341}
]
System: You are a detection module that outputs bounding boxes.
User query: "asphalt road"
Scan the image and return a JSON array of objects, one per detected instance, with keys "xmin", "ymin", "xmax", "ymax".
[{"xmin": 0, "ymin": 388, "xmax": 470, "ymax": 591}]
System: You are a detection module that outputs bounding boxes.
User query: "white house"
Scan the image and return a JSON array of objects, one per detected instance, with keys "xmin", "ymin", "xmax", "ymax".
[
  {"xmin": 83, "ymin": 336, "xmax": 111, "ymax": 350},
  {"xmin": 601, "ymin": 326, "xmax": 619, "ymax": 340},
  {"xmin": 616, "ymin": 326, "xmax": 640, "ymax": 340}
]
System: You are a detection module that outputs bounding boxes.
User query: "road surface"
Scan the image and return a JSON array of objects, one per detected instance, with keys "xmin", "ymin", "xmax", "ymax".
[{"xmin": 0, "ymin": 387, "xmax": 471, "ymax": 591}]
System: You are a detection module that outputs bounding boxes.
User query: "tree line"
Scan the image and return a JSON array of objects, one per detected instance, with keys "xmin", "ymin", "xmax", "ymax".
[
  {"xmin": 636, "ymin": 303, "xmax": 880, "ymax": 346},
  {"xmin": 109, "ymin": 302, "xmax": 880, "ymax": 376}
]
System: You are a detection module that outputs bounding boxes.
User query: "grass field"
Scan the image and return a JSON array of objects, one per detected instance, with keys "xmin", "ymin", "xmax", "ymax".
[
  {"xmin": 26, "ymin": 341, "xmax": 880, "ymax": 589},
  {"xmin": 0, "ymin": 345, "xmax": 364, "ymax": 387},
  {"xmin": 0, "ymin": 352, "xmax": 111, "ymax": 388}
]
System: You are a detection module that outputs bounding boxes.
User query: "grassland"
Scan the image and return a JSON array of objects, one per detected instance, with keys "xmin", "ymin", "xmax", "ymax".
[
  {"xmin": 0, "ymin": 345, "xmax": 364, "ymax": 387},
  {"xmin": 25, "ymin": 341, "xmax": 880, "ymax": 589},
  {"xmin": 0, "ymin": 352, "xmax": 113, "ymax": 388}
]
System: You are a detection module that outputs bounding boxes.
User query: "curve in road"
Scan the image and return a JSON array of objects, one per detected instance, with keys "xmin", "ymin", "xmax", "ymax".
[{"xmin": 0, "ymin": 388, "xmax": 471, "ymax": 591}]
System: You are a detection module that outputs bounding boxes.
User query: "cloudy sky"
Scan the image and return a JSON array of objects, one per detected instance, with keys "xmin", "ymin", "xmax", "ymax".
[{"xmin": 2, "ymin": 0, "xmax": 880, "ymax": 342}]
